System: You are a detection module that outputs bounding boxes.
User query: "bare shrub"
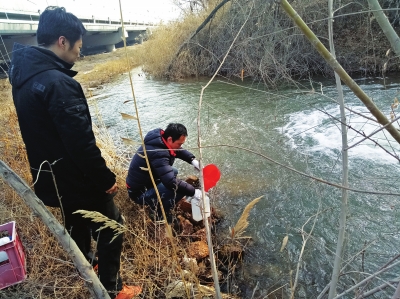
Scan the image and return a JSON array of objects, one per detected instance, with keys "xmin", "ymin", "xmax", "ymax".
[{"xmin": 140, "ymin": 0, "xmax": 399, "ymax": 84}]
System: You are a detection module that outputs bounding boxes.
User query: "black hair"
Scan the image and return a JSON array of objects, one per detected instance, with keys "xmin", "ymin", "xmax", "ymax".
[
  {"xmin": 164, "ymin": 123, "xmax": 188, "ymax": 142},
  {"xmin": 37, "ymin": 6, "xmax": 86, "ymax": 49}
]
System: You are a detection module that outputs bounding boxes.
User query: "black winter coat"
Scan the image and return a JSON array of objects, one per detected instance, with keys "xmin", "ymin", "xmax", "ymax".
[
  {"xmin": 126, "ymin": 128, "xmax": 196, "ymax": 198},
  {"xmin": 9, "ymin": 43, "xmax": 116, "ymax": 207}
]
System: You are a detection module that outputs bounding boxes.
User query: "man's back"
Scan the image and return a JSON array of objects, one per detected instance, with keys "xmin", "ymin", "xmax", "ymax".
[{"xmin": 10, "ymin": 44, "xmax": 115, "ymax": 207}]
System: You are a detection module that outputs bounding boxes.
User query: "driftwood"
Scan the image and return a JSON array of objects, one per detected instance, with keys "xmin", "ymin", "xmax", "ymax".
[{"xmin": 0, "ymin": 160, "xmax": 110, "ymax": 299}]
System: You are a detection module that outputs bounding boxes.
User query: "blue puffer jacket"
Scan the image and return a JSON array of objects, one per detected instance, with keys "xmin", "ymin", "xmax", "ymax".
[{"xmin": 126, "ymin": 128, "xmax": 196, "ymax": 198}]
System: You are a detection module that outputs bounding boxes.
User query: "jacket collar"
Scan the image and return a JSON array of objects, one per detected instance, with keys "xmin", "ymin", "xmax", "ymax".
[
  {"xmin": 161, "ymin": 130, "xmax": 176, "ymax": 157},
  {"xmin": 9, "ymin": 43, "xmax": 77, "ymax": 88}
]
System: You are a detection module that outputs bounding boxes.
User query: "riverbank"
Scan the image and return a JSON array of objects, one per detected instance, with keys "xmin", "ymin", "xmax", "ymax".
[
  {"xmin": 0, "ymin": 45, "xmax": 244, "ymax": 299},
  {"xmin": 139, "ymin": 0, "xmax": 400, "ymax": 83}
]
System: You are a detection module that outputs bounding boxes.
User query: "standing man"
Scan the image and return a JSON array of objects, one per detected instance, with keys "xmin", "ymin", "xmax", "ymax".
[
  {"xmin": 126, "ymin": 123, "xmax": 202, "ymax": 222},
  {"xmin": 9, "ymin": 7, "xmax": 140, "ymax": 299}
]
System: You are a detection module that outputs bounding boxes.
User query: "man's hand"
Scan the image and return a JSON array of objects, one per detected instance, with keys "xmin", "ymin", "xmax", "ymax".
[
  {"xmin": 106, "ymin": 183, "xmax": 118, "ymax": 194},
  {"xmin": 193, "ymin": 189, "xmax": 202, "ymax": 200},
  {"xmin": 191, "ymin": 159, "xmax": 200, "ymax": 171}
]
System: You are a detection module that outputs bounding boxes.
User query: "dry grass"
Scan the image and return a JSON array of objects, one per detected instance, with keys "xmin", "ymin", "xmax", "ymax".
[
  {"xmin": 231, "ymin": 196, "xmax": 262, "ymax": 239},
  {"xmin": 75, "ymin": 46, "xmax": 142, "ymax": 90},
  {"xmin": 134, "ymin": 0, "xmax": 225, "ymax": 79},
  {"xmin": 139, "ymin": 0, "xmax": 400, "ymax": 83}
]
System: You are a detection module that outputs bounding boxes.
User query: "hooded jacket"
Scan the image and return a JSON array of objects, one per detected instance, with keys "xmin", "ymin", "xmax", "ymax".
[
  {"xmin": 126, "ymin": 128, "xmax": 196, "ymax": 198},
  {"xmin": 9, "ymin": 43, "xmax": 115, "ymax": 207}
]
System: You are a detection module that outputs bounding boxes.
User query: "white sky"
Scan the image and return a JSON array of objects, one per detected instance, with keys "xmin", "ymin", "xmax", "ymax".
[{"xmin": 1, "ymin": 0, "xmax": 180, "ymax": 23}]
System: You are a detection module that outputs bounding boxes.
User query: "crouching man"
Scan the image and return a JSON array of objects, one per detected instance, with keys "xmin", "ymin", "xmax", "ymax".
[{"xmin": 126, "ymin": 123, "xmax": 203, "ymax": 222}]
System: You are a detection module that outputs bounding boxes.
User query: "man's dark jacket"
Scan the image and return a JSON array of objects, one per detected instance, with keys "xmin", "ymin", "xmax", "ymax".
[
  {"xmin": 9, "ymin": 43, "xmax": 116, "ymax": 207},
  {"xmin": 126, "ymin": 128, "xmax": 196, "ymax": 198}
]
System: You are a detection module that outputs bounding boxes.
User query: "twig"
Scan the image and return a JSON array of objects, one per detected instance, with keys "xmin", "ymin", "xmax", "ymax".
[
  {"xmin": 361, "ymin": 279, "xmax": 399, "ymax": 298},
  {"xmin": 290, "ymin": 209, "xmax": 323, "ymax": 298},
  {"xmin": 250, "ymin": 281, "xmax": 259, "ymax": 299},
  {"xmin": 392, "ymin": 281, "xmax": 400, "ymax": 299},
  {"xmin": 356, "ymin": 253, "xmax": 400, "ymax": 299},
  {"xmin": 167, "ymin": 0, "xmax": 232, "ymax": 74},
  {"xmin": 31, "ymin": 160, "xmax": 66, "ymax": 233},
  {"xmin": 346, "ymin": 115, "xmax": 400, "ymax": 151},
  {"xmin": 315, "ymin": 108, "xmax": 400, "ymax": 162},
  {"xmin": 0, "ymin": 160, "xmax": 110, "ymax": 299},
  {"xmin": 118, "ymin": 1, "xmax": 191, "ymax": 297},
  {"xmin": 280, "ymin": 0, "xmax": 400, "ymax": 145},
  {"xmin": 263, "ymin": 283, "xmax": 288, "ymax": 298},
  {"xmin": 332, "ymin": 260, "xmax": 400, "ymax": 299}
]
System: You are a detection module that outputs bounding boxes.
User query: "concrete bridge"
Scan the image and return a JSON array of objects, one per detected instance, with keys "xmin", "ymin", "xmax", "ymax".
[{"xmin": 0, "ymin": 9, "xmax": 155, "ymax": 63}]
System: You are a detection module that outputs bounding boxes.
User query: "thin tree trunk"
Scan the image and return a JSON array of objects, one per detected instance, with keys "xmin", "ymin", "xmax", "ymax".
[
  {"xmin": 327, "ymin": 1, "xmax": 349, "ymax": 298},
  {"xmin": 367, "ymin": 0, "xmax": 400, "ymax": 56},
  {"xmin": 0, "ymin": 160, "xmax": 110, "ymax": 299},
  {"xmin": 280, "ymin": 0, "xmax": 400, "ymax": 145}
]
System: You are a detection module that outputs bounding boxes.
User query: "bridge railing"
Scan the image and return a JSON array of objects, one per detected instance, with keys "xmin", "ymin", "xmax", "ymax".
[{"xmin": 0, "ymin": 10, "xmax": 156, "ymax": 27}]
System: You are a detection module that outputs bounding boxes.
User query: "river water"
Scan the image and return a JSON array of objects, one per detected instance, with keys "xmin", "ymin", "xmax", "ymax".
[{"xmin": 90, "ymin": 68, "xmax": 400, "ymax": 298}]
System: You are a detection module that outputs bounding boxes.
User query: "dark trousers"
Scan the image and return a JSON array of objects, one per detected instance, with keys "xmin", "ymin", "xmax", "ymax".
[
  {"xmin": 63, "ymin": 194, "xmax": 123, "ymax": 295},
  {"xmin": 130, "ymin": 167, "xmax": 185, "ymax": 222}
]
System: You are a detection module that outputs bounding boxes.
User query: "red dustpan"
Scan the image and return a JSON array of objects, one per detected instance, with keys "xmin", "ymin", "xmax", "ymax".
[{"xmin": 203, "ymin": 164, "xmax": 221, "ymax": 191}]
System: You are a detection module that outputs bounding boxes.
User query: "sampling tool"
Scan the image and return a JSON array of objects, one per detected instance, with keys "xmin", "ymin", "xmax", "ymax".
[{"xmin": 190, "ymin": 164, "xmax": 221, "ymax": 221}]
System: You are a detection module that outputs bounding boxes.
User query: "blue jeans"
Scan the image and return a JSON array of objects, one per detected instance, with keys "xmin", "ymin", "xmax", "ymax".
[{"xmin": 132, "ymin": 168, "xmax": 186, "ymax": 221}]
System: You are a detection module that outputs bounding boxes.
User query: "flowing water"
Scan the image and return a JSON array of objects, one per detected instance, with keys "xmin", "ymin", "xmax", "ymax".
[{"xmin": 91, "ymin": 68, "xmax": 400, "ymax": 298}]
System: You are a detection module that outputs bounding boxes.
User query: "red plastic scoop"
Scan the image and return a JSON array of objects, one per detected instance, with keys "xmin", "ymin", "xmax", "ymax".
[{"xmin": 203, "ymin": 164, "xmax": 221, "ymax": 192}]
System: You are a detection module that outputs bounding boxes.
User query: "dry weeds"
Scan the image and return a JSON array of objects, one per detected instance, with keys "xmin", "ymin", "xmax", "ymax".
[
  {"xmin": 75, "ymin": 46, "xmax": 142, "ymax": 90},
  {"xmin": 131, "ymin": 0, "xmax": 226, "ymax": 79},
  {"xmin": 141, "ymin": 0, "xmax": 400, "ymax": 84}
]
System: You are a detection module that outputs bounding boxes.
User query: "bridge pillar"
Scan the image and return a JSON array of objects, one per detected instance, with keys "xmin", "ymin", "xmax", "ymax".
[{"xmin": 105, "ymin": 44, "xmax": 116, "ymax": 52}]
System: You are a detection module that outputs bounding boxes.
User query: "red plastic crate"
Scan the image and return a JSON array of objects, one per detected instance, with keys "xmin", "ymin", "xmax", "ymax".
[{"xmin": 0, "ymin": 221, "xmax": 26, "ymax": 289}]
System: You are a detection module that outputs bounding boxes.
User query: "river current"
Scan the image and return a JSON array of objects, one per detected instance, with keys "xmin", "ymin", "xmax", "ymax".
[{"xmin": 90, "ymin": 68, "xmax": 400, "ymax": 298}]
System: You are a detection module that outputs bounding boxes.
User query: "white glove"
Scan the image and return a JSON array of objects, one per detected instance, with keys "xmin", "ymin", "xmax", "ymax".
[
  {"xmin": 191, "ymin": 159, "xmax": 200, "ymax": 171},
  {"xmin": 193, "ymin": 189, "xmax": 202, "ymax": 200}
]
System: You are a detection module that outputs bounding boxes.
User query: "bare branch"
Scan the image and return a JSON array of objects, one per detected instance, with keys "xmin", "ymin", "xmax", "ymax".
[{"xmin": 202, "ymin": 144, "xmax": 400, "ymax": 196}]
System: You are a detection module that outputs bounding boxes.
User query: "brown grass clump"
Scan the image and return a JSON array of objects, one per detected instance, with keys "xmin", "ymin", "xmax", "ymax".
[
  {"xmin": 134, "ymin": 0, "xmax": 225, "ymax": 79},
  {"xmin": 76, "ymin": 46, "xmax": 142, "ymax": 90}
]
